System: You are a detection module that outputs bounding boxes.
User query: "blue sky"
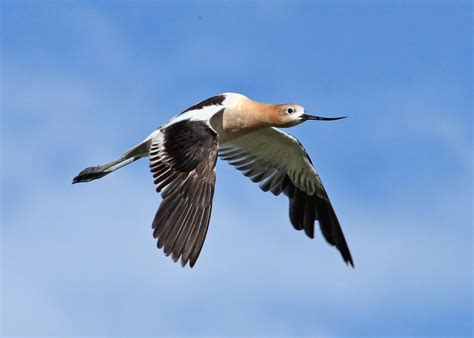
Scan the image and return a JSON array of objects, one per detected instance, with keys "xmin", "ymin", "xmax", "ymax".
[{"xmin": 1, "ymin": 1, "xmax": 472, "ymax": 336}]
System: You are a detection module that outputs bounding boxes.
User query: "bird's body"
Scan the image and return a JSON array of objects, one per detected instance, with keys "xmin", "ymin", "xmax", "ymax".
[{"xmin": 73, "ymin": 92, "xmax": 354, "ymax": 268}]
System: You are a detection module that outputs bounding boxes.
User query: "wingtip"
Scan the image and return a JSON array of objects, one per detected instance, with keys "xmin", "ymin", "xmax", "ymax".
[
  {"xmin": 303, "ymin": 226, "xmax": 315, "ymax": 239},
  {"xmin": 180, "ymin": 256, "xmax": 190, "ymax": 268},
  {"xmin": 344, "ymin": 254, "xmax": 355, "ymax": 268}
]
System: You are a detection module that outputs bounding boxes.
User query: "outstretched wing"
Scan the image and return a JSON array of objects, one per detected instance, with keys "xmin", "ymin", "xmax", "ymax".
[
  {"xmin": 149, "ymin": 120, "xmax": 218, "ymax": 267},
  {"xmin": 219, "ymin": 127, "xmax": 354, "ymax": 266}
]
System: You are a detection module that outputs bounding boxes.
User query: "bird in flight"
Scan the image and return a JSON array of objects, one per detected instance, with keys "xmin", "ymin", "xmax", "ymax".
[{"xmin": 73, "ymin": 93, "xmax": 354, "ymax": 268}]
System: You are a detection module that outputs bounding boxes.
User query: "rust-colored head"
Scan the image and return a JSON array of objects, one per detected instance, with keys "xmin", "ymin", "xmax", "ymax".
[
  {"xmin": 269, "ymin": 103, "xmax": 307, "ymax": 127},
  {"xmin": 266, "ymin": 102, "xmax": 346, "ymax": 128}
]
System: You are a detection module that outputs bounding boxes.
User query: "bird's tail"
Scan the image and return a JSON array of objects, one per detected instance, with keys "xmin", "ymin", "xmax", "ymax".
[{"xmin": 72, "ymin": 140, "xmax": 150, "ymax": 184}]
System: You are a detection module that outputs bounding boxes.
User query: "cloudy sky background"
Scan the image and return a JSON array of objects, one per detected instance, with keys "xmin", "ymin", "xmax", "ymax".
[{"xmin": 1, "ymin": 1, "xmax": 472, "ymax": 336}]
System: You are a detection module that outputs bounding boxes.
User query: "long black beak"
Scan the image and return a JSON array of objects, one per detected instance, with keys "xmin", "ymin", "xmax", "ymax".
[{"xmin": 301, "ymin": 114, "xmax": 347, "ymax": 121}]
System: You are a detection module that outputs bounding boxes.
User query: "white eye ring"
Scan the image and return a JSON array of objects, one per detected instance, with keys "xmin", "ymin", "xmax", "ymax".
[{"xmin": 287, "ymin": 107, "xmax": 294, "ymax": 114}]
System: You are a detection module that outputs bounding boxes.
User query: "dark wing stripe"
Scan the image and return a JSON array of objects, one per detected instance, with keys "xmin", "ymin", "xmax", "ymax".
[
  {"xmin": 181, "ymin": 208, "xmax": 204, "ymax": 266},
  {"xmin": 315, "ymin": 191, "xmax": 353, "ymax": 264},
  {"xmin": 180, "ymin": 95, "xmax": 226, "ymax": 115},
  {"xmin": 171, "ymin": 207, "xmax": 197, "ymax": 262},
  {"xmin": 219, "ymin": 127, "xmax": 354, "ymax": 267},
  {"xmin": 303, "ymin": 195, "xmax": 316, "ymax": 238},
  {"xmin": 289, "ymin": 188, "xmax": 304, "ymax": 231},
  {"xmin": 259, "ymin": 171, "xmax": 281, "ymax": 193},
  {"xmin": 164, "ymin": 201, "xmax": 193, "ymax": 256},
  {"xmin": 154, "ymin": 204, "xmax": 179, "ymax": 244},
  {"xmin": 152, "ymin": 197, "xmax": 179, "ymax": 238},
  {"xmin": 269, "ymin": 172, "xmax": 287, "ymax": 195},
  {"xmin": 189, "ymin": 204, "xmax": 213, "ymax": 266},
  {"xmin": 157, "ymin": 195, "xmax": 186, "ymax": 249},
  {"xmin": 149, "ymin": 120, "xmax": 218, "ymax": 268}
]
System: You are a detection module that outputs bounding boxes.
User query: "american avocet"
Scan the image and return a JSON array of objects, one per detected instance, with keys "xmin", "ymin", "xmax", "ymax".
[{"xmin": 73, "ymin": 93, "xmax": 353, "ymax": 268}]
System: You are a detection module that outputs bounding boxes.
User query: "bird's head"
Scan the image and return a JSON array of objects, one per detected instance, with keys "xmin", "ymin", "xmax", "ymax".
[{"xmin": 273, "ymin": 103, "xmax": 346, "ymax": 127}]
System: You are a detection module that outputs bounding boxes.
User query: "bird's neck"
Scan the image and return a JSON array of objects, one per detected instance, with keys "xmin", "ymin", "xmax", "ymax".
[{"xmin": 210, "ymin": 99, "xmax": 278, "ymax": 143}]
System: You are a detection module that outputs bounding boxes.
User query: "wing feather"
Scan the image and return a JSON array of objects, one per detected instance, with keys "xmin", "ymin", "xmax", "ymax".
[
  {"xmin": 219, "ymin": 127, "xmax": 354, "ymax": 266},
  {"xmin": 149, "ymin": 120, "xmax": 218, "ymax": 267}
]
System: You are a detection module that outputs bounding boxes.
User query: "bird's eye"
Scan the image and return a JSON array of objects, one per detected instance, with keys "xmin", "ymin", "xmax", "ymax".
[{"xmin": 287, "ymin": 107, "xmax": 294, "ymax": 114}]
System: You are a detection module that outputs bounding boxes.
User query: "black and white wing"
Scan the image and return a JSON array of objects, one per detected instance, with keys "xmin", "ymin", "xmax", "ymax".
[
  {"xmin": 149, "ymin": 120, "xmax": 218, "ymax": 267},
  {"xmin": 219, "ymin": 127, "xmax": 354, "ymax": 266}
]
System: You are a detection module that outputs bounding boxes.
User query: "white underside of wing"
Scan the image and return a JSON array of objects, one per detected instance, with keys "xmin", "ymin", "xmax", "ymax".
[{"xmin": 219, "ymin": 127, "xmax": 322, "ymax": 196}]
